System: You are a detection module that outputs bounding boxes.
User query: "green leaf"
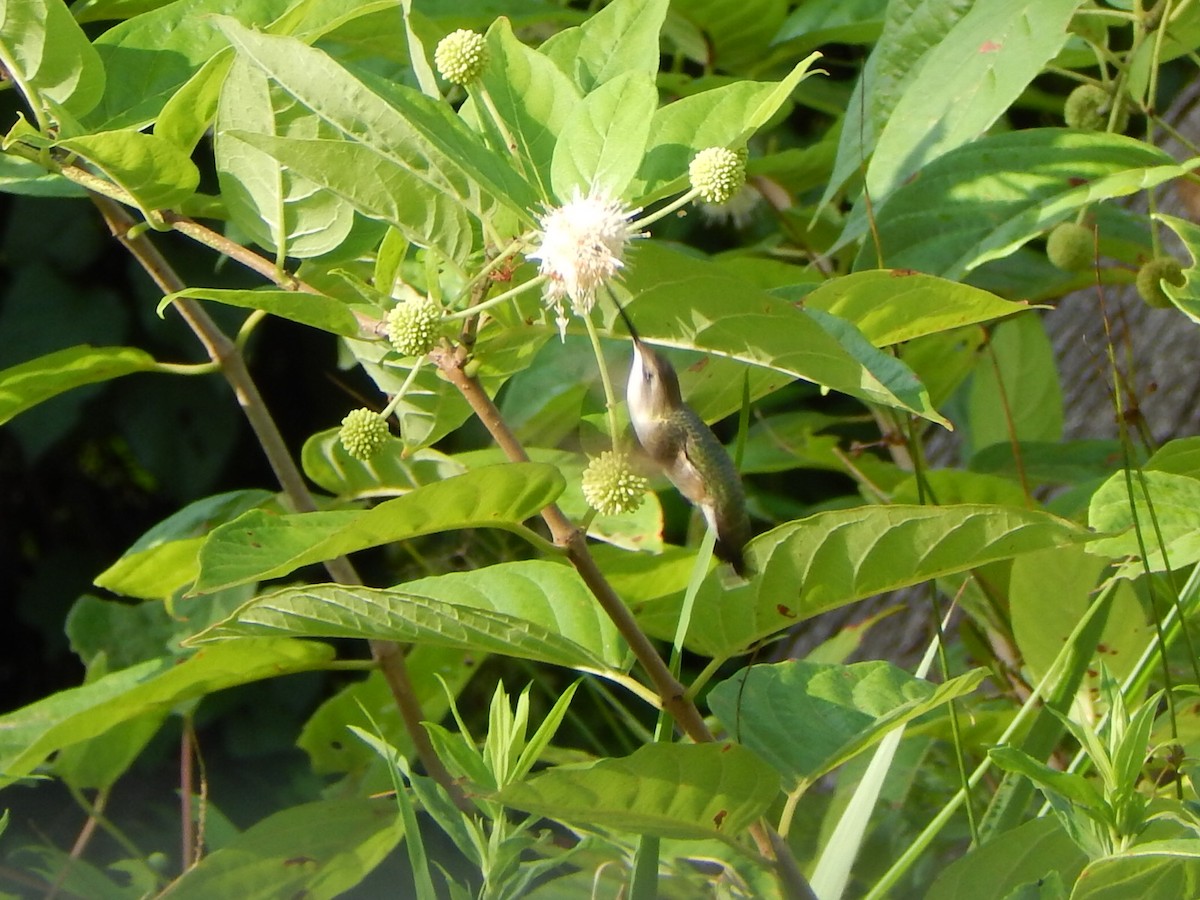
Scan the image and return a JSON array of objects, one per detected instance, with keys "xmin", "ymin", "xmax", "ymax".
[
  {"xmin": 620, "ymin": 243, "xmax": 944, "ymax": 423},
  {"xmin": 218, "ymin": 18, "xmax": 538, "ymax": 224},
  {"xmin": 95, "ymin": 490, "xmax": 274, "ymax": 601},
  {"xmin": 989, "ymin": 746, "xmax": 1109, "ymax": 813},
  {"xmin": 0, "ymin": 345, "xmax": 156, "ymax": 426},
  {"xmin": 55, "ymin": 130, "xmax": 200, "ymax": 214},
  {"xmin": 165, "ymin": 799, "xmax": 403, "ymax": 900},
  {"xmin": 633, "ymin": 55, "xmax": 821, "ymax": 202},
  {"xmin": 1070, "ymin": 841, "xmax": 1200, "ymax": 900},
  {"xmin": 159, "ymin": 288, "xmax": 363, "ymax": 337},
  {"xmin": 496, "ymin": 743, "xmax": 780, "ymax": 841},
  {"xmin": 301, "ymin": 428, "xmax": 465, "ymax": 499},
  {"xmin": 803, "ymin": 270, "xmax": 1034, "ymax": 346},
  {"xmin": 154, "ymin": 50, "xmax": 233, "ymax": 153},
  {"xmin": 192, "ymin": 463, "xmax": 565, "ymax": 593},
  {"xmin": 0, "ymin": 639, "xmax": 334, "ymax": 787},
  {"xmin": 476, "ymin": 17, "xmax": 580, "ymax": 200},
  {"xmin": 672, "ymin": 0, "xmax": 787, "ymax": 71},
  {"xmin": 551, "ymin": 70, "xmax": 657, "ymax": 200},
  {"xmin": 641, "ymin": 503, "xmax": 1088, "ymax": 658},
  {"xmin": 854, "ymin": 130, "xmax": 1188, "ymax": 278},
  {"xmin": 1086, "ymin": 470, "xmax": 1200, "ymax": 573},
  {"xmin": 216, "ymin": 55, "xmax": 356, "ymax": 258},
  {"xmin": 192, "ymin": 575, "xmax": 625, "ymax": 672},
  {"xmin": 541, "ymin": 0, "xmax": 668, "ymax": 93},
  {"xmin": 0, "ymin": 154, "xmax": 85, "ymax": 197},
  {"xmin": 708, "ymin": 660, "xmax": 986, "ymax": 785},
  {"xmin": 865, "ymin": 0, "xmax": 1079, "ymax": 207},
  {"xmin": 0, "ymin": 0, "xmax": 105, "ymax": 123},
  {"xmin": 87, "ymin": 0, "xmax": 292, "ymax": 130},
  {"xmin": 968, "ymin": 314, "xmax": 1063, "ymax": 455},
  {"xmin": 821, "ymin": 0, "xmax": 973, "ymax": 208},
  {"xmin": 926, "ymin": 816, "xmax": 1086, "ymax": 900}
]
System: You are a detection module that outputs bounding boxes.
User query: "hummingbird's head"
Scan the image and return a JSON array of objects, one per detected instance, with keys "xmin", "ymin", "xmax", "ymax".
[{"xmin": 627, "ymin": 339, "xmax": 683, "ymax": 424}]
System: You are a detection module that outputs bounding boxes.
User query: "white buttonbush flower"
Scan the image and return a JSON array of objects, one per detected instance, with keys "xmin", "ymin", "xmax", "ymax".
[
  {"xmin": 434, "ymin": 29, "xmax": 488, "ymax": 84},
  {"xmin": 689, "ymin": 147, "xmax": 746, "ymax": 204},
  {"xmin": 526, "ymin": 187, "xmax": 640, "ymax": 338},
  {"xmin": 339, "ymin": 408, "xmax": 389, "ymax": 460},
  {"xmin": 581, "ymin": 451, "xmax": 648, "ymax": 516}
]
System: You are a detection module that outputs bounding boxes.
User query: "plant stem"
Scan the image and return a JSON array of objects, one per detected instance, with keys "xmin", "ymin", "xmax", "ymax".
[{"xmin": 92, "ymin": 195, "xmax": 469, "ymax": 814}]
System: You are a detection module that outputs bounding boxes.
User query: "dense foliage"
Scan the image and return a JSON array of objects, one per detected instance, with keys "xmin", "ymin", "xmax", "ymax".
[{"xmin": 4, "ymin": 0, "xmax": 1200, "ymax": 897}]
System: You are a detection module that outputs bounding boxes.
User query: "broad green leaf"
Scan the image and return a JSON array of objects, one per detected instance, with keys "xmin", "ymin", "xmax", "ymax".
[
  {"xmin": 218, "ymin": 18, "xmax": 539, "ymax": 222},
  {"xmin": 216, "ymin": 55, "xmax": 355, "ymax": 258},
  {"xmin": 803, "ymin": 270, "xmax": 1034, "ymax": 346},
  {"xmin": 0, "ymin": 0, "xmax": 105, "ymax": 122},
  {"xmin": 671, "ymin": 0, "xmax": 787, "ymax": 71},
  {"xmin": 394, "ymin": 561, "xmax": 627, "ymax": 669},
  {"xmin": 165, "ymin": 799, "xmax": 403, "ymax": 900},
  {"xmin": 1087, "ymin": 470, "xmax": 1200, "ymax": 573},
  {"xmin": 298, "ymin": 645, "xmax": 474, "ymax": 775},
  {"xmin": 301, "ymin": 428, "xmax": 465, "ymax": 498},
  {"xmin": 620, "ymin": 243, "xmax": 944, "ymax": 423},
  {"xmin": 193, "ymin": 577, "xmax": 624, "ymax": 673},
  {"xmin": 821, "ymin": 0, "xmax": 973, "ymax": 208},
  {"xmin": 970, "ymin": 439, "xmax": 1126, "ymax": 486},
  {"xmin": 708, "ymin": 660, "xmax": 986, "ymax": 785},
  {"xmin": 865, "ymin": 0, "xmax": 1079, "ymax": 207},
  {"xmin": 54, "ymin": 130, "xmax": 200, "ymax": 214},
  {"xmin": 0, "ymin": 345, "xmax": 156, "ymax": 425},
  {"xmin": 192, "ymin": 463, "xmax": 565, "ymax": 593},
  {"xmin": 854, "ymin": 130, "xmax": 1188, "ymax": 278},
  {"xmin": 159, "ymin": 287, "xmax": 363, "ymax": 337},
  {"xmin": 926, "ymin": 816, "xmax": 1086, "ymax": 900},
  {"xmin": 1010, "ymin": 546, "xmax": 1150, "ymax": 688},
  {"xmin": 640, "ymin": 504, "xmax": 1088, "ymax": 658},
  {"xmin": 551, "ymin": 70, "xmax": 657, "ymax": 200},
  {"xmin": 0, "ymin": 639, "xmax": 334, "ymax": 787},
  {"xmin": 95, "ymin": 490, "xmax": 274, "ymax": 600},
  {"xmin": 968, "ymin": 315, "xmax": 1063, "ymax": 456},
  {"xmin": 1146, "ymin": 436, "xmax": 1200, "ymax": 479},
  {"xmin": 989, "ymin": 746, "xmax": 1109, "ymax": 812},
  {"xmin": 890, "ymin": 468, "xmax": 1026, "ymax": 506},
  {"xmin": 52, "ymin": 710, "xmax": 166, "ymax": 792},
  {"xmin": 541, "ymin": 0, "xmax": 668, "ymax": 93},
  {"xmin": 87, "ymin": 0, "xmax": 292, "ymax": 130},
  {"xmin": 633, "ymin": 55, "xmax": 821, "ymax": 202},
  {"xmin": 777, "ymin": 0, "xmax": 887, "ymax": 49},
  {"xmin": 497, "ymin": 743, "xmax": 780, "ymax": 841},
  {"xmin": 154, "ymin": 50, "xmax": 232, "ymax": 153},
  {"xmin": 1071, "ymin": 841, "xmax": 1200, "ymax": 900},
  {"xmin": 476, "ymin": 17, "xmax": 580, "ymax": 200}
]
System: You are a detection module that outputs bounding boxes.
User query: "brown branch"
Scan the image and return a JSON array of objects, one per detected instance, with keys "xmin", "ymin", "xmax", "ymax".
[{"xmin": 92, "ymin": 196, "xmax": 467, "ymax": 813}]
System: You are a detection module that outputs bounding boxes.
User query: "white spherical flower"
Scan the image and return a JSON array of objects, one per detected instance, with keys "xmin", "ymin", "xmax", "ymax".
[
  {"xmin": 526, "ymin": 187, "xmax": 640, "ymax": 338},
  {"xmin": 689, "ymin": 147, "xmax": 746, "ymax": 204},
  {"xmin": 581, "ymin": 451, "xmax": 647, "ymax": 516},
  {"xmin": 434, "ymin": 29, "xmax": 487, "ymax": 84}
]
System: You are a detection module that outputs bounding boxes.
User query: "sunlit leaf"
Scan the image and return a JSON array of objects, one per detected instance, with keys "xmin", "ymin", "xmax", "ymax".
[{"xmin": 0, "ymin": 345, "xmax": 156, "ymax": 426}]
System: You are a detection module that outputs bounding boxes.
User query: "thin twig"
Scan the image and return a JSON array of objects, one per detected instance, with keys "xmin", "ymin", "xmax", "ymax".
[{"xmin": 91, "ymin": 196, "xmax": 468, "ymax": 813}]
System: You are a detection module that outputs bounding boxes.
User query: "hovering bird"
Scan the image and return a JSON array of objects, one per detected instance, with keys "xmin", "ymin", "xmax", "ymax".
[{"xmin": 615, "ymin": 302, "xmax": 751, "ymax": 576}]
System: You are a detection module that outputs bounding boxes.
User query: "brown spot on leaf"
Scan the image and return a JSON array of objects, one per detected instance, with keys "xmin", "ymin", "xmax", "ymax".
[
  {"xmin": 979, "ymin": 40, "xmax": 1002, "ymax": 52},
  {"xmin": 890, "ymin": 268, "xmax": 918, "ymax": 277},
  {"xmin": 688, "ymin": 357, "xmax": 710, "ymax": 374},
  {"xmin": 284, "ymin": 856, "xmax": 315, "ymax": 867},
  {"xmin": 713, "ymin": 809, "xmax": 728, "ymax": 828},
  {"xmin": 776, "ymin": 604, "xmax": 797, "ymax": 618}
]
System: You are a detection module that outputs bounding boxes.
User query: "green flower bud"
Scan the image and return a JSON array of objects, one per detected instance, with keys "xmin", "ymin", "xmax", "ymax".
[
  {"xmin": 1046, "ymin": 221, "xmax": 1094, "ymax": 272},
  {"xmin": 689, "ymin": 147, "xmax": 747, "ymax": 204},
  {"xmin": 339, "ymin": 408, "xmax": 390, "ymax": 460},
  {"xmin": 434, "ymin": 29, "xmax": 487, "ymax": 85},
  {"xmin": 1135, "ymin": 256, "xmax": 1185, "ymax": 309},
  {"xmin": 581, "ymin": 451, "xmax": 648, "ymax": 516},
  {"xmin": 385, "ymin": 296, "xmax": 441, "ymax": 356},
  {"xmin": 1064, "ymin": 83, "xmax": 1128, "ymax": 133}
]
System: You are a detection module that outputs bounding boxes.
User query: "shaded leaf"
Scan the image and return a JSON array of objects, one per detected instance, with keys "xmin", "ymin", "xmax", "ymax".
[
  {"xmin": 0, "ymin": 640, "xmax": 334, "ymax": 787},
  {"xmin": 55, "ymin": 130, "xmax": 200, "ymax": 214},
  {"xmin": 1087, "ymin": 469, "xmax": 1200, "ymax": 573},
  {"xmin": 301, "ymin": 429, "xmax": 465, "ymax": 499},
  {"xmin": 0, "ymin": 0, "xmax": 105, "ymax": 122},
  {"xmin": 1071, "ymin": 841, "xmax": 1200, "ymax": 900},
  {"xmin": 497, "ymin": 743, "xmax": 780, "ymax": 841},
  {"xmin": 165, "ymin": 799, "xmax": 403, "ymax": 900},
  {"xmin": 709, "ymin": 660, "xmax": 986, "ymax": 785}
]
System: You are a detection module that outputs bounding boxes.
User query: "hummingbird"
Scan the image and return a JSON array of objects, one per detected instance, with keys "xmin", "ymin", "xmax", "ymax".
[{"xmin": 614, "ymin": 302, "xmax": 752, "ymax": 576}]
